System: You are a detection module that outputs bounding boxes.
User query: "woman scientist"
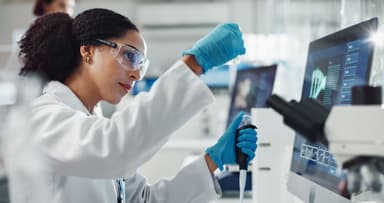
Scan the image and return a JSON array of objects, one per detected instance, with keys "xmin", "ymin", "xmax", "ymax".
[{"xmin": 19, "ymin": 8, "xmax": 257, "ymax": 203}]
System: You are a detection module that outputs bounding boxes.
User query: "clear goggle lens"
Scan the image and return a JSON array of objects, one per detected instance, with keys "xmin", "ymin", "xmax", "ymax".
[
  {"xmin": 96, "ymin": 39, "xmax": 149, "ymax": 80},
  {"xmin": 111, "ymin": 44, "xmax": 149, "ymax": 80}
]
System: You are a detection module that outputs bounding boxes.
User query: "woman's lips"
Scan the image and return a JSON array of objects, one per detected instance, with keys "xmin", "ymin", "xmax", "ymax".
[{"xmin": 118, "ymin": 82, "xmax": 132, "ymax": 92}]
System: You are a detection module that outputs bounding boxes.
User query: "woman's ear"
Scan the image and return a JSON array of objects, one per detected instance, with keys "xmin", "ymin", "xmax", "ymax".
[{"xmin": 80, "ymin": 45, "xmax": 95, "ymax": 65}]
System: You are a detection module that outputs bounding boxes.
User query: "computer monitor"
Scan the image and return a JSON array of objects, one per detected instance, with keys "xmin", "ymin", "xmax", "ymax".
[
  {"xmin": 226, "ymin": 64, "xmax": 277, "ymax": 127},
  {"xmin": 288, "ymin": 17, "xmax": 378, "ymax": 203}
]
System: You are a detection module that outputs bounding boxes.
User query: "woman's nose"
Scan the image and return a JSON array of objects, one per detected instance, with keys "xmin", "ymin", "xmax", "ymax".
[{"xmin": 128, "ymin": 69, "xmax": 140, "ymax": 81}]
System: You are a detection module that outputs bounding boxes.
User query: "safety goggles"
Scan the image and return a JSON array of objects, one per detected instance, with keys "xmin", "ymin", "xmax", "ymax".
[{"xmin": 95, "ymin": 39, "xmax": 149, "ymax": 80}]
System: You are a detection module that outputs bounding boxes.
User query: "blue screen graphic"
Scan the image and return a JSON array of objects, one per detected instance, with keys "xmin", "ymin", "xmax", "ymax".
[{"xmin": 302, "ymin": 39, "xmax": 371, "ymax": 106}]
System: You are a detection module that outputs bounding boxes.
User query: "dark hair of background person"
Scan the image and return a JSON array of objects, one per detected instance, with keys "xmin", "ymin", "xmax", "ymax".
[
  {"xmin": 19, "ymin": 8, "xmax": 139, "ymax": 83},
  {"xmin": 33, "ymin": 0, "xmax": 54, "ymax": 16}
]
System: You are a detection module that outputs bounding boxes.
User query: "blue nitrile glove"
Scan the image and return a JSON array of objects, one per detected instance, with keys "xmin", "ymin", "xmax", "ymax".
[
  {"xmin": 183, "ymin": 23, "xmax": 246, "ymax": 73},
  {"xmin": 206, "ymin": 112, "xmax": 258, "ymax": 171}
]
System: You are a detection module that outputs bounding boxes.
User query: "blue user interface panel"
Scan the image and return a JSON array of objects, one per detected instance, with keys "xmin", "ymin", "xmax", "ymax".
[
  {"xmin": 226, "ymin": 64, "xmax": 277, "ymax": 127},
  {"xmin": 291, "ymin": 17, "xmax": 377, "ymax": 198},
  {"xmin": 301, "ymin": 39, "xmax": 372, "ymax": 106}
]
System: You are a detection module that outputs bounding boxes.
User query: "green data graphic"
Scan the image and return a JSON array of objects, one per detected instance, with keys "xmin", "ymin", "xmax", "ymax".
[{"xmin": 309, "ymin": 68, "xmax": 327, "ymax": 99}]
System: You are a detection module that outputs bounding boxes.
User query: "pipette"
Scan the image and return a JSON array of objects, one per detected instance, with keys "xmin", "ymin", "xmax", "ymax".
[{"xmin": 236, "ymin": 114, "xmax": 257, "ymax": 203}]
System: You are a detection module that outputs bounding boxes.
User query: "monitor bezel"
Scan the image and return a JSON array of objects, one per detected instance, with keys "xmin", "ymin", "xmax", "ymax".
[{"xmin": 288, "ymin": 17, "xmax": 378, "ymax": 203}]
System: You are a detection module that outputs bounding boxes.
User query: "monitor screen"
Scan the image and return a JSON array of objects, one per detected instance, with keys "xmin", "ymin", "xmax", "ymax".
[
  {"xmin": 289, "ymin": 17, "xmax": 378, "ymax": 202},
  {"xmin": 227, "ymin": 64, "xmax": 277, "ymax": 127},
  {"xmin": 301, "ymin": 39, "xmax": 373, "ymax": 106}
]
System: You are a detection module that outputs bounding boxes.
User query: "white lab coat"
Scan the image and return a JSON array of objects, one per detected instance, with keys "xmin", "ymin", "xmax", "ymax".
[{"xmin": 27, "ymin": 61, "xmax": 221, "ymax": 203}]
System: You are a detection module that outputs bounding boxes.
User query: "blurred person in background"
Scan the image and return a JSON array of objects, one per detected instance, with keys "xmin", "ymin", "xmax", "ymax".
[
  {"xmin": 33, "ymin": 0, "xmax": 75, "ymax": 17},
  {"xmin": 4, "ymin": 0, "xmax": 75, "ymax": 72},
  {"xmin": 0, "ymin": 1, "xmax": 75, "ymax": 202}
]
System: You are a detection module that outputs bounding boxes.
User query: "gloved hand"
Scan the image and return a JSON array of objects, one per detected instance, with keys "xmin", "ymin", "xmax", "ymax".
[
  {"xmin": 206, "ymin": 112, "xmax": 258, "ymax": 171},
  {"xmin": 183, "ymin": 23, "xmax": 246, "ymax": 73}
]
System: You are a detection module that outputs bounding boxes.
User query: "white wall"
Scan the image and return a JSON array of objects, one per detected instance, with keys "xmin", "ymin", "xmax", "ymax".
[{"xmin": 0, "ymin": 3, "xmax": 34, "ymax": 45}]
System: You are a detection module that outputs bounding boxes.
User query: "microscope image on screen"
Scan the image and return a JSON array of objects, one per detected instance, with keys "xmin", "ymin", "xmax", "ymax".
[
  {"xmin": 309, "ymin": 68, "xmax": 326, "ymax": 99},
  {"xmin": 233, "ymin": 76, "xmax": 271, "ymax": 111},
  {"xmin": 226, "ymin": 65, "xmax": 277, "ymax": 127},
  {"xmin": 307, "ymin": 56, "xmax": 343, "ymax": 106},
  {"xmin": 303, "ymin": 38, "xmax": 372, "ymax": 107},
  {"xmin": 234, "ymin": 78, "xmax": 253, "ymax": 109}
]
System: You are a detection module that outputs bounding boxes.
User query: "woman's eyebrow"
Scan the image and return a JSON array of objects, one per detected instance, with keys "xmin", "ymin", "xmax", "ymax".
[{"xmin": 124, "ymin": 44, "xmax": 140, "ymax": 52}]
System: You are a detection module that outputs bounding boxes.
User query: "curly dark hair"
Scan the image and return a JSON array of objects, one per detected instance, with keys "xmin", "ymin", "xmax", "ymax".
[{"xmin": 19, "ymin": 8, "xmax": 139, "ymax": 83}]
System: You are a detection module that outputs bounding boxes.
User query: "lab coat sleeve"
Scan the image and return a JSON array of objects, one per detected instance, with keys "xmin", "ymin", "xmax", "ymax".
[
  {"xmin": 31, "ymin": 61, "xmax": 215, "ymax": 178},
  {"xmin": 124, "ymin": 156, "xmax": 221, "ymax": 203}
]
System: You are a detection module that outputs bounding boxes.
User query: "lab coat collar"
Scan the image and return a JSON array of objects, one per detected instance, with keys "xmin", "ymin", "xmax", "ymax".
[{"xmin": 42, "ymin": 81, "xmax": 92, "ymax": 115}]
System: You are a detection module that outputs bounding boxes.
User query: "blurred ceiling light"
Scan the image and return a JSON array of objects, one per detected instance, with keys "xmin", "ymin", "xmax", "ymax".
[{"xmin": 370, "ymin": 31, "xmax": 384, "ymax": 48}]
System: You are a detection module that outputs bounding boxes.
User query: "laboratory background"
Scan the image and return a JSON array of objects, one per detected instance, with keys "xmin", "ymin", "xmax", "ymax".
[{"xmin": 1, "ymin": 0, "xmax": 384, "ymax": 203}]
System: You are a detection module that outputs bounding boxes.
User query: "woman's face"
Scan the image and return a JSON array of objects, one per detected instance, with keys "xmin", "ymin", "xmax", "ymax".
[
  {"xmin": 44, "ymin": 0, "xmax": 75, "ymax": 16},
  {"xmin": 90, "ymin": 31, "xmax": 147, "ymax": 104}
]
